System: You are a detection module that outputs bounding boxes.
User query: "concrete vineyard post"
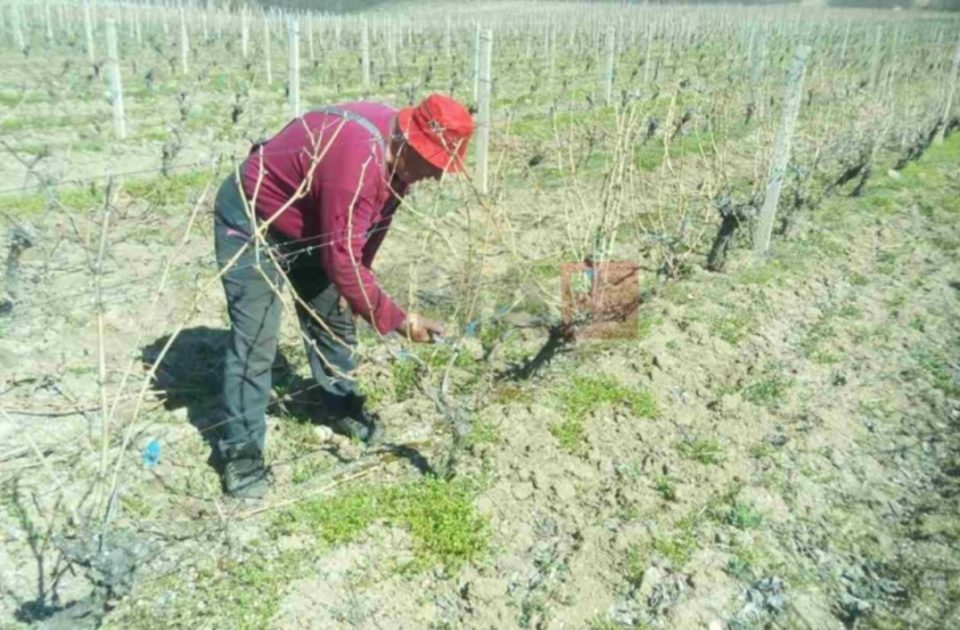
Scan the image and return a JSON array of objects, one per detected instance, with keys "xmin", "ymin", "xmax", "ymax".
[
  {"xmin": 751, "ymin": 32, "xmax": 767, "ymax": 118},
  {"xmin": 542, "ymin": 22, "xmax": 548, "ymax": 56},
  {"xmin": 288, "ymin": 17, "xmax": 300, "ymax": 118},
  {"xmin": 263, "ymin": 14, "xmax": 272, "ymax": 85},
  {"xmin": 603, "ymin": 26, "xmax": 615, "ymax": 106},
  {"xmin": 839, "ymin": 21, "xmax": 850, "ymax": 66},
  {"xmin": 389, "ymin": 21, "xmax": 397, "ymax": 69},
  {"xmin": 870, "ymin": 26, "xmax": 883, "ymax": 89},
  {"xmin": 179, "ymin": 5, "xmax": 188, "ymax": 75},
  {"xmin": 241, "ymin": 7, "xmax": 249, "ymax": 59},
  {"xmin": 936, "ymin": 26, "xmax": 947, "ymax": 72},
  {"xmin": 202, "ymin": 11, "xmax": 208, "ymax": 43},
  {"xmin": 662, "ymin": 19, "xmax": 673, "ymax": 86},
  {"xmin": 472, "ymin": 22, "xmax": 480, "ymax": 102},
  {"xmin": 644, "ymin": 23, "xmax": 653, "ymax": 85},
  {"xmin": 105, "ymin": 19, "xmax": 126, "ymax": 140},
  {"xmin": 10, "ymin": 3, "xmax": 25, "ymax": 54},
  {"xmin": 936, "ymin": 39, "xmax": 960, "ymax": 144},
  {"xmin": 476, "ymin": 29, "xmax": 493, "ymax": 195},
  {"xmin": 44, "ymin": 2, "xmax": 53, "ymax": 45},
  {"xmin": 754, "ymin": 44, "xmax": 811, "ymax": 256},
  {"xmin": 307, "ymin": 13, "xmax": 314, "ymax": 62},
  {"xmin": 444, "ymin": 16, "xmax": 451, "ymax": 57},
  {"xmin": 134, "ymin": 8, "xmax": 141, "ymax": 47},
  {"xmin": 57, "ymin": 4, "xmax": 66, "ymax": 36},
  {"xmin": 547, "ymin": 25, "xmax": 556, "ymax": 86},
  {"xmin": 744, "ymin": 23, "xmax": 755, "ymax": 78},
  {"xmin": 361, "ymin": 19, "xmax": 370, "ymax": 89},
  {"xmin": 84, "ymin": 0, "xmax": 95, "ymax": 64}
]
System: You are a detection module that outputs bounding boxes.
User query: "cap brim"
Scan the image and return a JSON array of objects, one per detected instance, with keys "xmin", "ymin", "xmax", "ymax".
[{"xmin": 398, "ymin": 107, "xmax": 467, "ymax": 174}]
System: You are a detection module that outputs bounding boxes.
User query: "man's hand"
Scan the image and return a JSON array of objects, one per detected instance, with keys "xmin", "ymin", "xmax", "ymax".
[{"xmin": 401, "ymin": 313, "xmax": 445, "ymax": 343}]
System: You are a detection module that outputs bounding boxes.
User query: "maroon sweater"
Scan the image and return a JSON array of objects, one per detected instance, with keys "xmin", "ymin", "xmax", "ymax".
[{"xmin": 241, "ymin": 103, "xmax": 407, "ymax": 334}]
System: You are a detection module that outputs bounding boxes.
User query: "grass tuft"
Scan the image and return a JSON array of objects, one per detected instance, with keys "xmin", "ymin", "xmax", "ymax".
[
  {"xmin": 741, "ymin": 369, "xmax": 794, "ymax": 408},
  {"xmin": 550, "ymin": 374, "xmax": 656, "ymax": 453},
  {"xmin": 653, "ymin": 475, "xmax": 678, "ymax": 502},
  {"xmin": 712, "ymin": 312, "xmax": 754, "ymax": 345},
  {"xmin": 676, "ymin": 437, "xmax": 724, "ymax": 465}
]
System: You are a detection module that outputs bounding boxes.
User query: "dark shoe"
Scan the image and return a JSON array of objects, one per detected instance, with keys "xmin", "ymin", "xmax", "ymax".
[
  {"xmin": 222, "ymin": 457, "xmax": 270, "ymax": 500},
  {"xmin": 331, "ymin": 409, "xmax": 381, "ymax": 444}
]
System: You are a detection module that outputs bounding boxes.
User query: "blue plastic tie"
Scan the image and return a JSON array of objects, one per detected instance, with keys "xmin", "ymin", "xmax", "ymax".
[
  {"xmin": 465, "ymin": 320, "xmax": 479, "ymax": 337},
  {"xmin": 142, "ymin": 439, "xmax": 161, "ymax": 468}
]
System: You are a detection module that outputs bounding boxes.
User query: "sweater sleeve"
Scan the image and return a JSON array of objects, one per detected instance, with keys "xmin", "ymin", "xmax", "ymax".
[{"xmin": 316, "ymin": 184, "xmax": 407, "ymax": 335}]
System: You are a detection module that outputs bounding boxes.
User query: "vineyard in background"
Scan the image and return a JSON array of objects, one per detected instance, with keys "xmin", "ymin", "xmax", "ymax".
[{"xmin": 1, "ymin": 1, "xmax": 959, "ymax": 628}]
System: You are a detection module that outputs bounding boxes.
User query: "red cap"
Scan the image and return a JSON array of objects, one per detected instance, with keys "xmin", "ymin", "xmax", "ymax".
[{"xmin": 398, "ymin": 94, "xmax": 473, "ymax": 173}]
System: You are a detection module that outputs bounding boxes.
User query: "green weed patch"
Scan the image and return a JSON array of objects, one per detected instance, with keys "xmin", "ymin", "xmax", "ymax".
[
  {"xmin": 274, "ymin": 477, "xmax": 488, "ymax": 569},
  {"xmin": 550, "ymin": 374, "xmax": 657, "ymax": 453}
]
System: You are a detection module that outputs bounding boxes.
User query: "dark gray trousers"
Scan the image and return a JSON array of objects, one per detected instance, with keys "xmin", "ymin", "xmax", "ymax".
[{"xmin": 213, "ymin": 173, "xmax": 361, "ymax": 462}]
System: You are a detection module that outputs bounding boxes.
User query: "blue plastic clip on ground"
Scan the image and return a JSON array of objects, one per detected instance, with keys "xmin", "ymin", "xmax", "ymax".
[
  {"xmin": 142, "ymin": 439, "xmax": 161, "ymax": 468},
  {"xmin": 465, "ymin": 320, "xmax": 479, "ymax": 338}
]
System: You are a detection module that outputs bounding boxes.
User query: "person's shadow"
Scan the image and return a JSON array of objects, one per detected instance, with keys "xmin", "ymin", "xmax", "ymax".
[
  {"xmin": 140, "ymin": 326, "xmax": 436, "ymax": 476},
  {"xmin": 140, "ymin": 326, "xmax": 300, "ymax": 454}
]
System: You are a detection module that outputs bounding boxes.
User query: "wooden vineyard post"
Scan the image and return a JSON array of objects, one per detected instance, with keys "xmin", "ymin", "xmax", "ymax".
[
  {"xmin": 84, "ymin": 0, "xmax": 95, "ymax": 64},
  {"xmin": 263, "ymin": 13, "xmax": 272, "ymax": 85},
  {"xmin": 754, "ymin": 44, "xmax": 810, "ymax": 256},
  {"xmin": 288, "ymin": 17, "xmax": 300, "ymax": 118},
  {"xmin": 603, "ymin": 26, "xmax": 615, "ymax": 106},
  {"xmin": 105, "ymin": 19, "xmax": 126, "ymax": 140},
  {"xmin": 179, "ymin": 5, "xmax": 189, "ymax": 75},
  {"xmin": 134, "ymin": 7, "xmax": 141, "ymax": 47},
  {"xmin": 476, "ymin": 29, "xmax": 493, "ymax": 194},
  {"xmin": 361, "ymin": 19, "xmax": 370, "ymax": 89},
  {"xmin": 937, "ymin": 39, "xmax": 960, "ymax": 144}
]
